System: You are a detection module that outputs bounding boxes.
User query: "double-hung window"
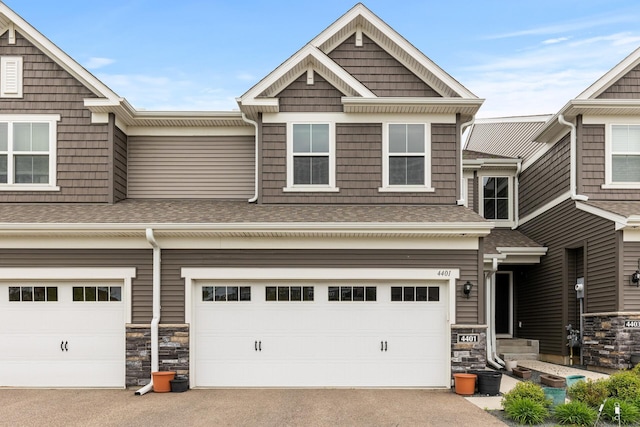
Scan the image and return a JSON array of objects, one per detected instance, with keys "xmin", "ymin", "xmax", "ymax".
[
  {"xmin": 609, "ymin": 124, "xmax": 640, "ymax": 185},
  {"xmin": 0, "ymin": 115, "xmax": 60, "ymax": 190},
  {"xmin": 381, "ymin": 123, "xmax": 432, "ymax": 191},
  {"xmin": 285, "ymin": 123, "xmax": 337, "ymax": 191},
  {"xmin": 482, "ymin": 177, "xmax": 510, "ymax": 220}
]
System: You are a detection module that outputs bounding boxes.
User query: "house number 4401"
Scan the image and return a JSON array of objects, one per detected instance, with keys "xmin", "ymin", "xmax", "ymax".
[{"xmin": 437, "ymin": 270, "xmax": 452, "ymax": 277}]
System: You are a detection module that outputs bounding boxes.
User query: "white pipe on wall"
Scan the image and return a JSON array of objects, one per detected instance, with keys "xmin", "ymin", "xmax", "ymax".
[
  {"xmin": 135, "ymin": 228, "xmax": 161, "ymax": 396},
  {"xmin": 242, "ymin": 113, "xmax": 259, "ymax": 203},
  {"xmin": 457, "ymin": 118, "xmax": 475, "ymax": 206},
  {"xmin": 558, "ymin": 114, "xmax": 588, "ymax": 202}
]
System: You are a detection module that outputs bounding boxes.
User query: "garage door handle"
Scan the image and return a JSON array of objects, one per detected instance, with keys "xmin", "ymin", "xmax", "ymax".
[
  {"xmin": 259, "ymin": 341, "xmax": 262, "ymax": 352},
  {"xmin": 64, "ymin": 341, "xmax": 68, "ymax": 352},
  {"xmin": 61, "ymin": 340, "xmax": 64, "ymax": 352},
  {"xmin": 384, "ymin": 341, "xmax": 387, "ymax": 352},
  {"xmin": 381, "ymin": 341, "xmax": 387, "ymax": 352},
  {"xmin": 255, "ymin": 340, "xmax": 257, "ymax": 351}
]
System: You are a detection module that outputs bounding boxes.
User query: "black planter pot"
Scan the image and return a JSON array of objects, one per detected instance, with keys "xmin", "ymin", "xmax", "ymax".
[{"xmin": 467, "ymin": 370, "xmax": 501, "ymax": 395}]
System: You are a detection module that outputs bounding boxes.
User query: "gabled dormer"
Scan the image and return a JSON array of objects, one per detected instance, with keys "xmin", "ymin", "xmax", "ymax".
[{"xmin": 237, "ymin": 3, "xmax": 483, "ymax": 204}]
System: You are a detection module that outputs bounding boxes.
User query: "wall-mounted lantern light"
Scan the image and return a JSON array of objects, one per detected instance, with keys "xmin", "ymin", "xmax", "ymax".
[
  {"xmin": 463, "ymin": 281, "xmax": 473, "ymax": 298},
  {"xmin": 632, "ymin": 270, "xmax": 640, "ymax": 287}
]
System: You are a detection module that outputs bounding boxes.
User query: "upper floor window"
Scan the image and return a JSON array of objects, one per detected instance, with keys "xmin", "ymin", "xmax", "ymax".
[
  {"xmin": 0, "ymin": 115, "xmax": 60, "ymax": 191},
  {"xmin": 380, "ymin": 123, "xmax": 433, "ymax": 192},
  {"xmin": 482, "ymin": 177, "xmax": 509, "ymax": 220},
  {"xmin": 285, "ymin": 123, "xmax": 337, "ymax": 192},
  {"xmin": 610, "ymin": 124, "xmax": 640, "ymax": 184}
]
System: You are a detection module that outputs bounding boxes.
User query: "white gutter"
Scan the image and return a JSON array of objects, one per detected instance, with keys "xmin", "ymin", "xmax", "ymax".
[
  {"xmin": 135, "ymin": 228, "xmax": 161, "ymax": 396},
  {"xmin": 485, "ymin": 257, "xmax": 504, "ymax": 369},
  {"xmin": 512, "ymin": 160, "xmax": 522, "ymax": 229},
  {"xmin": 458, "ymin": 118, "xmax": 475, "ymax": 206},
  {"xmin": 242, "ymin": 113, "xmax": 259, "ymax": 203},
  {"xmin": 558, "ymin": 115, "xmax": 588, "ymax": 202}
]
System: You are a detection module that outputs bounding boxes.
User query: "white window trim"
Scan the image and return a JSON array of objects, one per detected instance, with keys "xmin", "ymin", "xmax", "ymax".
[
  {"xmin": 283, "ymin": 122, "xmax": 339, "ymax": 192},
  {"xmin": 603, "ymin": 122, "xmax": 640, "ymax": 189},
  {"xmin": 0, "ymin": 114, "xmax": 61, "ymax": 191},
  {"xmin": 479, "ymin": 174, "xmax": 514, "ymax": 226},
  {"xmin": 1, "ymin": 56, "xmax": 23, "ymax": 98},
  {"xmin": 379, "ymin": 122, "xmax": 434, "ymax": 192}
]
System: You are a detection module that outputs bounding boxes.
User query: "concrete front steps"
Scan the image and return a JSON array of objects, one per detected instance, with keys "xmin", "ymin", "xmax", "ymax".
[{"xmin": 496, "ymin": 338, "xmax": 539, "ymax": 362}]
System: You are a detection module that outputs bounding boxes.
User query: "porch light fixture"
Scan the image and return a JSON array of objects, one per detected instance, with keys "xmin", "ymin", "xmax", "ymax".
[
  {"xmin": 463, "ymin": 281, "xmax": 473, "ymax": 298},
  {"xmin": 632, "ymin": 270, "xmax": 640, "ymax": 287}
]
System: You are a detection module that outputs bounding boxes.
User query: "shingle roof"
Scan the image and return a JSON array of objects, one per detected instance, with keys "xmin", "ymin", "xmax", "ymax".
[
  {"xmin": 0, "ymin": 199, "xmax": 488, "ymax": 225},
  {"xmin": 483, "ymin": 228, "xmax": 544, "ymax": 255},
  {"xmin": 464, "ymin": 116, "xmax": 552, "ymax": 163},
  {"xmin": 584, "ymin": 200, "xmax": 640, "ymax": 218}
]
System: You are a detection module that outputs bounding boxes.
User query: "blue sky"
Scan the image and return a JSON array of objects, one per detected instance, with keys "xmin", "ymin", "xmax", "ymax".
[{"xmin": 5, "ymin": 0, "xmax": 640, "ymax": 117}]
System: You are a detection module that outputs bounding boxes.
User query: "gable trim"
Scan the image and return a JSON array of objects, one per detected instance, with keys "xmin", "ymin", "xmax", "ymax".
[
  {"xmin": 575, "ymin": 202, "xmax": 627, "ymax": 230},
  {"xmin": 578, "ymin": 45, "xmax": 640, "ymax": 99},
  {"xmin": 518, "ymin": 191, "xmax": 571, "ymax": 226}
]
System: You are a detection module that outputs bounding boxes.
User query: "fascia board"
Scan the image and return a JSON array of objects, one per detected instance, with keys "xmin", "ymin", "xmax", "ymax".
[
  {"xmin": 310, "ymin": 4, "xmax": 478, "ymax": 99},
  {"xmin": 577, "ymin": 45, "xmax": 640, "ymax": 99},
  {"xmin": 0, "ymin": 4, "xmax": 120, "ymax": 102},
  {"xmin": 575, "ymin": 201, "xmax": 628, "ymax": 230}
]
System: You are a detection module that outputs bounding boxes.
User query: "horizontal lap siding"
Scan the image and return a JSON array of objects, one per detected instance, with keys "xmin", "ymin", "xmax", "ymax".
[
  {"xmin": 580, "ymin": 123, "xmax": 640, "ymax": 199},
  {"xmin": 127, "ymin": 136, "xmax": 254, "ymax": 199},
  {"xmin": 518, "ymin": 200, "xmax": 616, "ymax": 355},
  {"xmin": 277, "ymin": 73, "xmax": 343, "ymax": 112},
  {"xmin": 163, "ymin": 249, "xmax": 480, "ymax": 324},
  {"xmin": 0, "ymin": 249, "xmax": 153, "ymax": 323},
  {"xmin": 261, "ymin": 123, "xmax": 457, "ymax": 204},
  {"xmin": 0, "ymin": 32, "xmax": 110, "ymax": 203},
  {"xmin": 597, "ymin": 64, "xmax": 640, "ymax": 99},
  {"xmin": 519, "ymin": 135, "xmax": 570, "ymax": 217},
  {"xmin": 328, "ymin": 35, "xmax": 441, "ymax": 97},
  {"xmin": 624, "ymin": 242, "xmax": 640, "ymax": 310}
]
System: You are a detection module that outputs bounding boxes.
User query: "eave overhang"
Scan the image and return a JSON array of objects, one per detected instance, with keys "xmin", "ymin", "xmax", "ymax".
[
  {"xmin": 484, "ymin": 246, "xmax": 548, "ymax": 266},
  {"xmin": 341, "ymin": 97, "xmax": 483, "ymax": 117},
  {"xmin": 463, "ymin": 157, "xmax": 521, "ymax": 171}
]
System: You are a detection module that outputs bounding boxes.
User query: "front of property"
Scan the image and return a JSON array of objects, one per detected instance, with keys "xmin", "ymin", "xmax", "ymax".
[{"xmin": 0, "ymin": 3, "xmax": 492, "ymax": 389}]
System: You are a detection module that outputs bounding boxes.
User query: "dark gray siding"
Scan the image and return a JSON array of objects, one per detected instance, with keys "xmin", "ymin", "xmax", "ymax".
[
  {"xmin": 113, "ymin": 125, "xmax": 127, "ymax": 203},
  {"xmin": 579, "ymin": 123, "xmax": 640, "ymax": 200},
  {"xmin": 260, "ymin": 123, "xmax": 458, "ymax": 204},
  {"xmin": 277, "ymin": 72, "xmax": 343, "ymax": 112},
  {"xmin": 328, "ymin": 34, "xmax": 441, "ymax": 97},
  {"xmin": 164, "ymin": 249, "xmax": 481, "ymax": 324},
  {"xmin": 623, "ymin": 241, "xmax": 640, "ymax": 310},
  {"xmin": 0, "ymin": 32, "xmax": 111, "ymax": 203},
  {"xmin": 0, "ymin": 249, "xmax": 153, "ymax": 323},
  {"xmin": 518, "ymin": 200, "xmax": 617, "ymax": 355},
  {"xmin": 519, "ymin": 134, "xmax": 570, "ymax": 217},
  {"xmin": 597, "ymin": 64, "xmax": 640, "ymax": 99}
]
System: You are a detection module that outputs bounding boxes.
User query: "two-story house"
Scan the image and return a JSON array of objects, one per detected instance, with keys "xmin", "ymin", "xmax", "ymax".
[
  {"xmin": 465, "ymin": 49, "xmax": 640, "ymax": 372},
  {"xmin": 0, "ymin": 2, "xmax": 501, "ymax": 390}
]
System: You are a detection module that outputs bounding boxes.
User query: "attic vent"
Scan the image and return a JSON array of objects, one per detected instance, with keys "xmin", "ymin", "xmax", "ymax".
[
  {"xmin": 1, "ymin": 56, "xmax": 23, "ymax": 98},
  {"xmin": 355, "ymin": 26, "xmax": 363, "ymax": 47},
  {"xmin": 306, "ymin": 66, "xmax": 314, "ymax": 85}
]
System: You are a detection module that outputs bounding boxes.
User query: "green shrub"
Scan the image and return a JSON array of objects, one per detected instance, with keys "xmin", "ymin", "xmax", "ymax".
[
  {"xmin": 504, "ymin": 397, "xmax": 549, "ymax": 425},
  {"xmin": 567, "ymin": 378, "xmax": 610, "ymax": 408},
  {"xmin": 553, "ymin": 401, "xmax": 597, "ymax": 426},
  {"xmin": 607, "ymin": 370, "xmax": 640, "ymax": 401},
  {"xmin": 631, "ymin": 362, "xmax": 640, "ymax": 377},
  {"xmin": 502, "ymin": 381, "xmax": 550, "ymax": 410},
  {"xmin": 603, "ymin": 399, "xmax": 640, "ymax": 425}
]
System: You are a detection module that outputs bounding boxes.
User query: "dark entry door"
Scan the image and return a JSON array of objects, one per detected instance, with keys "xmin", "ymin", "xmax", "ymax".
[{"xmin": 495, "ymin": 272, "xmax": 511, "ymax": 336}]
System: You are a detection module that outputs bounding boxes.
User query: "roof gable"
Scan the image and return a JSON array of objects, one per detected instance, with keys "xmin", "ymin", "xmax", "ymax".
[
  {"xmin": 238, "ymin": 3, "xmax": 481, "ymax": 117},
  {"xmin": 578, "ymin": 45, "xmax": 640, "ymax": 100}
]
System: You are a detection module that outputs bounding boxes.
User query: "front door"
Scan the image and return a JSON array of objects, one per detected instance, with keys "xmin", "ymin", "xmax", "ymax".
[{"xmin": 494, "ymin": 272, "xmax": 512, "ymax": 337}]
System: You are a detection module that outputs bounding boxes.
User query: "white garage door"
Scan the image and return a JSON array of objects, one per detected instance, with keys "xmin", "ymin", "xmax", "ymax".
[
  {"xmin": 193, "ymin": 282, "xmax": 449, "ymax": 387},
  {"xmin": 0, "ymin": 282, "xmax": 126, "ymax": 387}
]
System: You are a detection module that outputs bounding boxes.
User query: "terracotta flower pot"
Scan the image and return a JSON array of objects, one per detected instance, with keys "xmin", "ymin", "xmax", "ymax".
[
  {"xmin": 152, "ymin": 371, "xmax": 176, "ymax": 393},
  {"xmin": 453, "ymin": 373, "xmax": 477, "ymax": 395}
]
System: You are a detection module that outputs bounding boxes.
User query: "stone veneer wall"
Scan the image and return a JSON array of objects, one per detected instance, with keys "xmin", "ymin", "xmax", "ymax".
[
  {"xmin": 126, "ymin": 324, "xmax": 189, "ymax": 387},
  {"xmin": 583, "ymin": 313, "xmax": 640, "ymax": 370},
  {"xmin": 451, "ymin": 325, "xmax": 487, "ymax": 378}
]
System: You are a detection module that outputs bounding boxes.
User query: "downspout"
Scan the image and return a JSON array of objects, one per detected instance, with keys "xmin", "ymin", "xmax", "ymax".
[
  {"xmin": 242, "ymin": 112, "xmax": 259, "ymax": 203},
  {"xmin": 135, "ymin": 228, "xmax": 161, "ymax": 395},
  {"xmin": 457, "ymin": 118, "xmax": 475, "ymax": 206},
  {"xmin": 485, "ymin": 257, "xmax": 504, "ymax": 369},
  {"xmin": 512, "ymin": 160, "xmax": 522, "ymax": 229},
  {"xmin": 558, "ymin": 115, "xmax": 588, "ymax": 201}
]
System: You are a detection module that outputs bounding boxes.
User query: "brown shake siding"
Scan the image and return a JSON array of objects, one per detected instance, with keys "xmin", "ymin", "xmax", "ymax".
[
  {"xmin": 0, "ymin": 32, "xmax": 111, "ymax": 203},
  {"xmin": 328, "ymin": 34, "xmax": 441, "ymax": 97},
  {"xmin": 163, "ymin": 249, "xmax": 481, "ymax": 324},
  {"xmin": 597, "ymin": 63, "xmax": 640, "ymax": 99},
  {"xmin": 0, "ymin": 249, "xmax": 152, "ymax": 323},
  {"xmin": 517, "ymin": 200, "xmax": 617, "ymax": 355},
  {"xmin": 518, "ymin": 134, "xmax": 570, "ymax": 217},
  {"xmin": 260, "ymin": 123, "xmax": 458, "ymax": 204},
  {"xmin": 277, "ymin": 72, "xmax": 343, "ymax": 112},
  {"xmin": 624, "ymin": 241, "xmax": 640, "ymax": 311}
]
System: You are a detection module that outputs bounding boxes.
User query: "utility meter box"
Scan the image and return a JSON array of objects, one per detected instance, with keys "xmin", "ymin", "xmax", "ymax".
[{"xmin": 575, "ymin": 277, "xmax": 584, "ymax": 299}]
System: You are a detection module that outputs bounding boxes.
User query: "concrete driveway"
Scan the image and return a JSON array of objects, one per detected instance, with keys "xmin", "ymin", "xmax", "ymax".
[{"xmin": 0, "ymin": 388, "xmax": 506, "ymax": 426}]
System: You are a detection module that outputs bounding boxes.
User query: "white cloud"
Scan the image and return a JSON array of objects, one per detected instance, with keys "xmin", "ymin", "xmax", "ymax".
[
  {"xmin": 542, "ymin": 37, "xmax": 569, "ymax": 45},
  {"xmin": 236, "ymin": 72, "xmax": 257, "ymax": 81},
  {"xmin": 84, "ymin": 57, "xmax": 115, "ymax": 69}
]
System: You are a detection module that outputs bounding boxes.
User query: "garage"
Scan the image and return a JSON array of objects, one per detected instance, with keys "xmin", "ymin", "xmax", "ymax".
[
  {"xmin": 0, "ymin": 268, "xmax": 134, "ymax": 388},
  {"xmin": 185, "ymin": 268, "xmax": 456, "ymax": 388}
]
